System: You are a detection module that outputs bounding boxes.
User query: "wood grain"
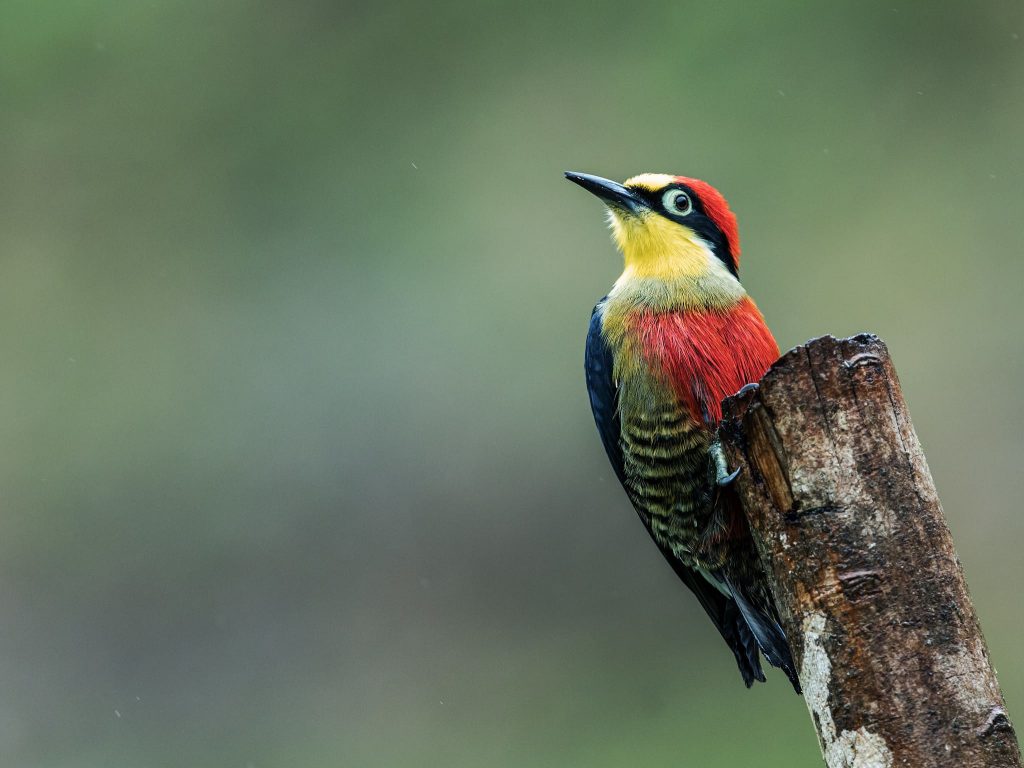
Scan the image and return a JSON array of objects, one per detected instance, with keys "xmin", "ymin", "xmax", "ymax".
[{"xmin": 719, "ymin": 334, "xmax": 1020, "ymax": 767}]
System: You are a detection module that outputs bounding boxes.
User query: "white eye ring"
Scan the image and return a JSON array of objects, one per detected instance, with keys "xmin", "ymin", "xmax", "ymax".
[{"xmin": 662, "ymin": 189, "xmax": 693, "ymax": 216}]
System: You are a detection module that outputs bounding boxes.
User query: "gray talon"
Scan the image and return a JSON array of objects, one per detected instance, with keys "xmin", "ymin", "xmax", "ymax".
[
  {"xmin": 710, "ymin": 438, "xmax": 741, "ymax": 486},
  {"xmin": 719, "ymin": 466, "xmax": 742, "ymax": 486}
]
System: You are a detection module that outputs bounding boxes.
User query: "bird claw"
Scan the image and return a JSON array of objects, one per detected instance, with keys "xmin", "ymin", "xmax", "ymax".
[
  {"xmin": 718, "ymin": 465, "xmax": 742, "ymax": 487},
  {"xmin": 710, "ymin": 439, "xmax": 742, "ymax": 486}
]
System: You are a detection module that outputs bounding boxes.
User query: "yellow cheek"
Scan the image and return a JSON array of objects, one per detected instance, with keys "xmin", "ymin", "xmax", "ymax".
[{"xmin": 610, "ymin": 211, "xmax": 712, "ymax": 279}]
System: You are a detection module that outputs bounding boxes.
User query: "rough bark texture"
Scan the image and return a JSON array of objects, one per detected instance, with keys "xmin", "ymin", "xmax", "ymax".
[{"xmin": 718, "ymin": 333, "xmax": 1020, "ymax": 768}]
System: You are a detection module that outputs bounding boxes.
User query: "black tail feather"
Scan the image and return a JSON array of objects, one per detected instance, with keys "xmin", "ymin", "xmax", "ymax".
[
  {"xmin": 723, "ymin": 600, "xmax": 766, "ymax": 687},
  {"xmin": 653, "ymin": 544, "xmax": 800, "ymax": 692},
  {"xmin": 727, "ymin": 579, "xmax": 802, "ymax": 694}
]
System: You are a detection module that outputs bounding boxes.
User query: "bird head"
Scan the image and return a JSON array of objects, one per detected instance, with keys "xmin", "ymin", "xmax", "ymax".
[{"xmin": 565, "ymin": 172, "xmax": 741, "ymax": 282}]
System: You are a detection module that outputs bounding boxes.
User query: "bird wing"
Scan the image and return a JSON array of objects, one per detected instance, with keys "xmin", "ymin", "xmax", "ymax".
[
  {"xmin": 584, "ymin": 301, "xmax": 625, "ymax": 484},
  {"xmin": 584, "ymin": 301, "xmax": 768, "ymax": 687}
]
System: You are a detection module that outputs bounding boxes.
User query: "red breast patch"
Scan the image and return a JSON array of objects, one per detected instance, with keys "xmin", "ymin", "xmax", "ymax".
[{"xmin": 630, "ymin": 298, "xmax": 778, "ymax": 424}]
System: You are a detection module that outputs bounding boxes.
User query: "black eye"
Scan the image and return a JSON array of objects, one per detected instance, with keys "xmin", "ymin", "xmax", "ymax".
[{"xmin": 662, "ymin": 189, "xmax": 693, "ymax": 216}]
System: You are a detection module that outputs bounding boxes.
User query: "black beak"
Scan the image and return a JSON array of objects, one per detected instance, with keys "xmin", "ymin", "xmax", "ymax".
[{"xmin": 565, "ymin": 171, "xmax": 646, "ymax": 215}]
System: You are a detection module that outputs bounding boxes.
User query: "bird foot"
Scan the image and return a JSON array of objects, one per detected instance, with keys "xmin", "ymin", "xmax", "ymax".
[
  {"xmin": 711, "ymin": 439, "xmax": 742, "ymax": 487},
  {"xmin": 719, "ymin": 466, "xmax": 742, "ymax": 486}
]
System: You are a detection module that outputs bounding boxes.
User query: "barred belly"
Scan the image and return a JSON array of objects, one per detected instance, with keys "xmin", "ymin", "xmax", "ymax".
[{"xmin": 619, "ymin": 398, "xmax": 713, "ymax": 563}]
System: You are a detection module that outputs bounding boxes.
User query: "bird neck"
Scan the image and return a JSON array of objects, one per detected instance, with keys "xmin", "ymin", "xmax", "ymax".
[
  {"xmin": 607, "ymin": 212, "xmax": 744, "ymax": 312},
  {"xmin": 608, "ymin": 268, "xmax": 747, "ymax": 314}
]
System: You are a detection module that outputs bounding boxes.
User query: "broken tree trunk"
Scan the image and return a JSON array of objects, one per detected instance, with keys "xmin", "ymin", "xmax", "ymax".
[{"xmin": 718, "ymin": 334, "xmax": 1020, "ymax": 768}]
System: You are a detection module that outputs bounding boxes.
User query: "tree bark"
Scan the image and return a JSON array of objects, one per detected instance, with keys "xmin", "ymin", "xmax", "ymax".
[{"xmin": 718, "ymin": 333, "xmax": 1021, "ymax": 768}]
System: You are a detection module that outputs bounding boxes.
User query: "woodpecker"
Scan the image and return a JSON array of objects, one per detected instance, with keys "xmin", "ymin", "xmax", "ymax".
[{"xmin": 566, "ymin": 171, "xmax": 800, "ymax": 692}]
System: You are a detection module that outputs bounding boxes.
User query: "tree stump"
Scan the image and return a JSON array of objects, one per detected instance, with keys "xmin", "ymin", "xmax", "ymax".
[{"xmin": 718, "ymin": 334, "xmax": 1021, "ymax": 768}]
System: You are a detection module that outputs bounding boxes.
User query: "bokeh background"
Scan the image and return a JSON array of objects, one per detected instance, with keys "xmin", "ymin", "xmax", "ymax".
[{"xmin": 2, "ymin": 1, "xmax": 1023, "ymax": 766}]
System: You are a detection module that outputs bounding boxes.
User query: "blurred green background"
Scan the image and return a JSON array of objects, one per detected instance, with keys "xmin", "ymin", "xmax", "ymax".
[{"xmin": 2, "ymin": 1, "xmax": 1022, "ymax": 766}]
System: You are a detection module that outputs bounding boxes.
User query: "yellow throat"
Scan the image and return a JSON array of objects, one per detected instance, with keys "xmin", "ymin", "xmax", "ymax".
[
  {"xmin": 609, "ymin": 209, "xmax": 720, "ymax": 280},
  {"xmin": 605, "ymin": 174, "xmax": 745, "ymax": 310}
]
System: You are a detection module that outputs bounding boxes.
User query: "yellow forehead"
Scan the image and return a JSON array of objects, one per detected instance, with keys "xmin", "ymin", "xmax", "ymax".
[{"xmin": 624, "ymin": 173, "xmax": 675, "ymax": 192}]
